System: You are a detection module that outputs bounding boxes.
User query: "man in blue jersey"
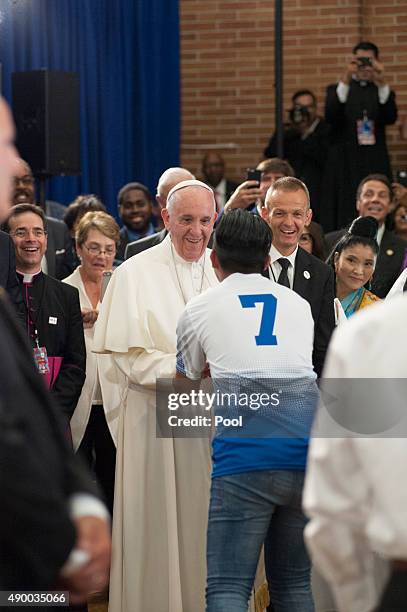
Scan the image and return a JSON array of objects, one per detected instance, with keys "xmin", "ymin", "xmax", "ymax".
[{"xmin": 176, "ymin": 210, "xmax": 317, "ymax": 612}]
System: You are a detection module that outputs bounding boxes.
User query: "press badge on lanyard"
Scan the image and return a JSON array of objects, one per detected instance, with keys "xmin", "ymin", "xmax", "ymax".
[
  {"xmin": 33, "ymin": 329, "xmax": 50, "ymax": 375},
  {"xmin": 357, "ymin": 110, "xmax": 376, "ymax": 145}
]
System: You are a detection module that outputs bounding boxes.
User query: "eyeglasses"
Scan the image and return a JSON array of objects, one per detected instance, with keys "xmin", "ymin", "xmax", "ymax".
[
  {"xmin": 11, "ymin": 228, "xmax": 47, "ymax": 238},
  {"xmin": 299, "ymin": 233, "xmax": 312, "ymax": 243},
  {"xmin": 14, "ymin": 175, "xmax": 34, "ymax": 186},
  {"xmin": 83, "ymin": 244, "xmax": 116, "ymax": 257}
]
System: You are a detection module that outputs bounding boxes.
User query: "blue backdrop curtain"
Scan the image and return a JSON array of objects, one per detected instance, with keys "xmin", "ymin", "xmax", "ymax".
[{"xmin": 0, "ymin": 0, "xmax": 180, "ymax": 218}]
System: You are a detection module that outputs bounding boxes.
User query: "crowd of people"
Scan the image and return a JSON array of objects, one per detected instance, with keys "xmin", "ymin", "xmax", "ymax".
[{"xmin": 1, "ymin": 38, "xmax": 407, "ymax": 612}]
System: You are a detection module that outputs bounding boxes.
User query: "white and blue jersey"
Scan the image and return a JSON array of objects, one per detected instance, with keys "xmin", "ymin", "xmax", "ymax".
[{"xmin": 176, "ymin": 273, "xmax": 317, "ymax": 478}]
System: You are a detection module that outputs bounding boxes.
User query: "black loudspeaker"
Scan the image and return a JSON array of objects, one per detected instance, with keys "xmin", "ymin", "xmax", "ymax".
[{"xmin": 12, "ymin": 70, "xmax": 80, "ymax": 176}]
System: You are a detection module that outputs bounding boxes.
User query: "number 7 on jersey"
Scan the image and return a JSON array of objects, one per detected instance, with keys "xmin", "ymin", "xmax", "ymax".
[{"xmin": 239, "ymin": 294, "xmax": 278, "ymax": 346}]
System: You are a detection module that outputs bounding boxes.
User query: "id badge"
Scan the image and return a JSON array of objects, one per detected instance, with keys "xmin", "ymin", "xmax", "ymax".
[
  {"xmin": 357, "ymin": 118, "xmax": 376, "ymax": 145},
  {"xmin": 33, "ymin": 345, "xmax": 50, "ymax": 375}
]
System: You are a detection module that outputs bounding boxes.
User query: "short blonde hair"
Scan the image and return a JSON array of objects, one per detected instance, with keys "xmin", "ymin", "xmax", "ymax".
[
  {"xmin": 75, "ymin": 211, "xmax": 120, "ymax": 247},
  {"xmin": 265, "ymin": 176, "xmax": 310, "ymax": 210}
]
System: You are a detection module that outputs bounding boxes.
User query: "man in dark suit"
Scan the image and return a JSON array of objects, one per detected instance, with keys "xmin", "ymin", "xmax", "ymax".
[
  {"xmin": 322, "ymin": 41, "xmax": 397, "ymax": 231},
  {"xmin": 263, "ymin": 89, "xmax": 331, "ymax": 221},
  {"xmin": 261, "ymin": 176, "xmax": 335, "ymax": 378},
  {"xmin": 116, "ymin": 181, "xmax": 155, "ymax": 261},
  {"xmin": 6, "ymin": 203, "xmax": 86, "ymax": 424},
  {"xmin": 0, "ymin": 95, "xmax": 110, "ymax": 602},
  {"xmin": 202, "ymin": 151, "xmax": 238, "ymax": 212},
  {"xmin": 125, "ymin": 166, "xmax": 194, "ymax": 259},
  {"xmin": 13, "ymin": 158, "xmax": 75, "ymax": 279},
  {"xmin": 325, "ymin": 174, "xmax": 406, "ymax": 298}
]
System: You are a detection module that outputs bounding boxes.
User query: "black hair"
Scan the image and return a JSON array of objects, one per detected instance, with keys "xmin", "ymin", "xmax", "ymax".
[
  {"xmin": 356, "ymin": 173, "xmax": 393, "ymax": 202},
  {"xmin": 117, "ymin": 182, "xmax": 153, "ymax": 208},
  {"xmin": 64, "ymin": 194, "xmax": 106, "ymax": 231},
  {"xmin": 5, "ymin": 203, "xmax": 48, "ymax": 233},
  {"xmin": 292, "ymin": 89, "xmax": 316, "ymax": 106},
  {"xmin": 327, "ymin": 216, "xmax": 379, "ymax": 268},
  {"xmin": 214, "ymin": 209, "xmax": 272, "ymax": 274},
  {"xmin": 353, "ymin": 41, "xmax": 379, "ymax": 58}
]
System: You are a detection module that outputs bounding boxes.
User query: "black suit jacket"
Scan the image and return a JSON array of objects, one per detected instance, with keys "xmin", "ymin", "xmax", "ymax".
[
  {"xmin": 125, "ymin": 228, "xmax": 167, "ymax": 259},
  {"xmin": 0, "ymin": 230, "xmax": 22, "ymax": 309},
  {"xmin": 325, "ymin": 227, "xmax": 406, "ymax": 298},
  {"xmin": 293, "ymin": 248, "xmax": 335, "ymax": 377},
  {"xmin": 18, "ymin": 272, "xmax": 86, "ymax": 419},
  {"xmin": 0, "ymin": 289, "xmax": 97, "ymax": 591},
  {"xmin": 46, "ymin": 217, "xmax": 75, "ymax": 280},
  {"xmin": 266, "ymin": 247, "xmax": 335, "ymax": 377}
]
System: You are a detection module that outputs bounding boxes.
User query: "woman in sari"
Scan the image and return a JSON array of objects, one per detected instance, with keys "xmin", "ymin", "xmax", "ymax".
[{"xmin": 328, "ymin": 216, "xmax": 381, "ymax": 322}]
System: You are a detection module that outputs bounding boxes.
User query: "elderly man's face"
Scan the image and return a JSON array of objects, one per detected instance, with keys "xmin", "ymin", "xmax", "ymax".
[
  {"xmin": 0, "ymin": 99, "xmax": 19, "ymax": 221},
  {"xmin": 13, "ymin": 161, "xmax": 35, "ymax": 206},
  {"xmin": 162, "ymin": 187, "xmax": 216, "ymax": 262}
]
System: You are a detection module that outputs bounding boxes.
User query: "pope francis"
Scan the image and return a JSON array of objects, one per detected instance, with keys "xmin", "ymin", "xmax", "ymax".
[{"xmin": 93, "ymin": 180, "xmax": 218, "ymax": 612}]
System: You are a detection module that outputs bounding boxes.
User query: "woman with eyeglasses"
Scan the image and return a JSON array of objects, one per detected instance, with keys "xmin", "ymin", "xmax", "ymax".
[
  {"xmin": 63, "ymin": 211, "xmax": 122, "ymax": 513},
  {"xmin": 299, "ymin": 221, "xmax": 327, "ymax": 260},
  {"xmin": 327, "ymin": 216, "xmax": 381, "ymax": 323}
]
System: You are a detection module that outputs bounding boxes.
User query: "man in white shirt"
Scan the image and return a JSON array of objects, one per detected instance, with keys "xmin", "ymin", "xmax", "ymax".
[
  {"xmin": 304, "ymin": 294, "xmax": 407, "ymax": 612},
  {"xmin": 93, "ymin": 180, "xmax": 218, "ymax": 612},
  {"xmin": 176, "ymin": 209, "xmax": 318, "ymax": 611}
]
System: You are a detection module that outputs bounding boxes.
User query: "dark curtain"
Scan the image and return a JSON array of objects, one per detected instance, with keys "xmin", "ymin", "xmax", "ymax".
[{"xmin": 0, "ymin": 0, "xmax": 180, "ymax": 217}]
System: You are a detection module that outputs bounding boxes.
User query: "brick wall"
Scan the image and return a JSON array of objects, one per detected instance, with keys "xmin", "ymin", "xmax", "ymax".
[{"xmin": 180, "ymin": 0, "xmax": 407, "ymax": 183}]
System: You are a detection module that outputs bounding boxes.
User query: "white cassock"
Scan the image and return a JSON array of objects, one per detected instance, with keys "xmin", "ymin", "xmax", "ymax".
[
  {"xmin": 304, "ymin": 294, "xmax": 407, "ymax": 612},
  {"xmin": 93, "ymin": 234, "xmax": 218, "ymax": 612}
]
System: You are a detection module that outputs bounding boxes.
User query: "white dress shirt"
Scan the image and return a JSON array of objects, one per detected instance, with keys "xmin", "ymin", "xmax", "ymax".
[{"xmin": 269, "ymin": 244, "xmax": 298, "ymax": 288}]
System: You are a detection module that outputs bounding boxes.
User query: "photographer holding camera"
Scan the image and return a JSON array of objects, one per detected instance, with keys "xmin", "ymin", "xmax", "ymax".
[
  {"xmin": 322, "ymin": 41, "xmax": 398, "ymax": 232},
  {"xmin": 263, "ymin": 89, "xmax": 330, "ymax": 222}
]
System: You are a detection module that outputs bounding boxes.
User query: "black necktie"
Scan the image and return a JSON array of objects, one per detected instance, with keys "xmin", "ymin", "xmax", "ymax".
[{"xmin": 277, "ymin": 258, "xmax": 290, "ymax": 288}]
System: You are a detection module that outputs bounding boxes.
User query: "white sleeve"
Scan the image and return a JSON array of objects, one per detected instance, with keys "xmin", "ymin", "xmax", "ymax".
[
  {"xmin": 303, "ymin": 339, "xmax": 390, "ymax": 612},
  {"xmin": 378, "ymin": 84, "xmax": 390, "ymax": 104},
  {"xmin": 176, "ymin": 308, "xmax": 206, "ymax": 380},
  {"xmin": 336, "ymin": 81, "xmax": 350, "ymax": 103},
  {"xmin": 113, "ymin": 349, "xmax": 176, "ymax": 389},
  {"xmin": 304, "ymin": 436, "xmax": 388, "ymax": 612}
]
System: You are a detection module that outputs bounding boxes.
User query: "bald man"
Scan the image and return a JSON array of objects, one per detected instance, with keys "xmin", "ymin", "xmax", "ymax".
[{"xmin": 124, "ymin": 166, "xmax": 194, "ymax": 259}]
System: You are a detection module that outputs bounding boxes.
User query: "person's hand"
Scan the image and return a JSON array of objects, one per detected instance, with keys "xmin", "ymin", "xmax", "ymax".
[
  {"xmin": 341, "ymin": 56, "xmax": 358, "ymax": 84},
  {"xmin": 62, "ymin": 516, "xmax": 111, "ymax": 603},
  {"xmin": 372, "ymin": 58, "xmax": 386, "ymax": 86},
  {"xmin": 392, "ymin": 182, "xmax": 407, "ymax": 204},
  {"xmin": 81, "ymin": 308, "xmax": 98, "ymax": 329},
  {"xmin": 224, "ymin": 181, "xmax": 262, "ymax": 212}
]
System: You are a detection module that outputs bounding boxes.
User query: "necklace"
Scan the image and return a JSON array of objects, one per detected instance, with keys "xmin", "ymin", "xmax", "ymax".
[{"xmin": 170, "ymin": 240, "xmax": 206, "ymax": 305}]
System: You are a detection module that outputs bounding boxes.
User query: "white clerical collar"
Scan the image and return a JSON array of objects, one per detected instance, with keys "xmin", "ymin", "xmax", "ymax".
[
  {"xmin": 376, "ymin": 223, "xmax": 385, "ymax": 246},
  {"xmin": 17, "ymin": 269, "xmax": 42, "ymax": 284},
  {"xmin": 269, "ymin": 244, "xmax": 298, "ymax": 267}
]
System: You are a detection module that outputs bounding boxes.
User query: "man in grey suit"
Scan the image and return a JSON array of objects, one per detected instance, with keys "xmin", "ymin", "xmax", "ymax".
[
  {"xmin": 325, "ymin": 174, "xmax": 406, "ymax": 298},
  {"xmin": 13, "ymin": 158, "xmax": 74, "ymax": 279},
  {"xmin": 125, "ymin": 166, "xmax": 194, "ymax": 259}
]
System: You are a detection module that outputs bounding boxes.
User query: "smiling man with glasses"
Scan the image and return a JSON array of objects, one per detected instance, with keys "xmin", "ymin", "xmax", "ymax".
[{"xmin": 5, "ymin": 203, "xmax": 86, "ymax": 424}]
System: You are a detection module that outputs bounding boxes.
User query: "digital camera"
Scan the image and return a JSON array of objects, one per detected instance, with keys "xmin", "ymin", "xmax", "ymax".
[{"xmin": 289, "ymin": 105, "xmax": 310, "ymax": 125}]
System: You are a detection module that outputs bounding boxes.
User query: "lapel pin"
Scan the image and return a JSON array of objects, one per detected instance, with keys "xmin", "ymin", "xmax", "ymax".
[
  {"xmin": 386, "ymin": 249, "xmax": 394, "ymax": 256},
  {"xmin": 303, "ymin": 270, "xmax": 310, "ymax": 279}
]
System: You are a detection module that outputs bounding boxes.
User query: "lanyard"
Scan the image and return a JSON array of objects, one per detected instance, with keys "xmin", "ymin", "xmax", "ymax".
[{"xmin": 22, "ymin": 275, "xmax": 47, "ymax": 346}]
